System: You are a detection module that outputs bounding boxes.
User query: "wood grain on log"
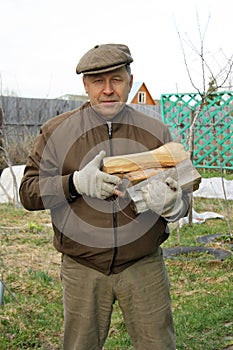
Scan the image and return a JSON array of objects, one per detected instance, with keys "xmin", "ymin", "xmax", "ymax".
[{"xmin": 103, "ymin": 142, "xmax": 190, "ymax": 174}]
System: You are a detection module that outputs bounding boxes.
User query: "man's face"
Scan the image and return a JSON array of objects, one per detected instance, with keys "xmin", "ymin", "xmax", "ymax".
[{"xmin": 83, "ymin": 67, "xmax": 133, "ymax": 118}]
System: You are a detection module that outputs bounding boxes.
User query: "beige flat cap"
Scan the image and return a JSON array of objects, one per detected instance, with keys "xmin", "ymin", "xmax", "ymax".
[{"xmin": 76, "ymin": 43, "xmax": 133, "ymax": 75}]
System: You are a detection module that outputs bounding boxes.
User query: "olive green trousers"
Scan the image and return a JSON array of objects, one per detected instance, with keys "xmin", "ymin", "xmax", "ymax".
[{"xmin": 61, "ymin": 248, "xmax": 176, "ymax": 350}]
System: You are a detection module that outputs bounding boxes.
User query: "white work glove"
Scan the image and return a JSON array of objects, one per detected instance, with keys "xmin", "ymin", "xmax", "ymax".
[
  {"xmin": 73, "ymin": 150, "xmax": 121, "ymax": 199},
  {"xmin": 141, "ymin": 177, "xmax": 183, "ymax": 219}
]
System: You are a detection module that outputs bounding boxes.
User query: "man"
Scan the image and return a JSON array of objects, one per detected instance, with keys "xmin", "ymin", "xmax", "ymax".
[{"xmin": 19, "ymin": 44, "xmax": 189, "ymax": 350}]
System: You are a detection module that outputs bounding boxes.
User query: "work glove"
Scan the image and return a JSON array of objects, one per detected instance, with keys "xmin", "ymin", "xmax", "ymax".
[
  {"xmin": 141, "ymin": 177, "xmax": 183, "ymax": 219},
  {"xmin": 73, "ymin": 150, "xmax": 121, "ymax": 199}
]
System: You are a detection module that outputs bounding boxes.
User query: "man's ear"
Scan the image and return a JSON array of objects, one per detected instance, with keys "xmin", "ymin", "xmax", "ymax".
[
  {"xmin": 129, "ymin": 74, "xmax": 133, "ymax": 91},
  {"xmin": 83, "ymin": 76, "xmax": 88, "ymax": 93}
]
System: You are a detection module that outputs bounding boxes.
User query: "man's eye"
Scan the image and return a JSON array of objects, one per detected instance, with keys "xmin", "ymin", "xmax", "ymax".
[{"xmin": 112, "ymin": 78, "xmax": 122, "ymax": 83}]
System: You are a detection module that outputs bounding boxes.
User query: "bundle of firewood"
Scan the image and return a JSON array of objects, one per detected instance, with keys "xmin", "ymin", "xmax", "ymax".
[{"xmin": 103, "ymin": 142, "xmax": 202, "ymax": 214}]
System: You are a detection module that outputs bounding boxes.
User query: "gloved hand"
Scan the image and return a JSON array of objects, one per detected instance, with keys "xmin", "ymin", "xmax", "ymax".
[
  {"xmin": 141, "ymin": 177, "xmax": 183, "ymax": 218},
  {"xmin": 73, "ymin": 150, "xmax": 121, "ymax": 199}
]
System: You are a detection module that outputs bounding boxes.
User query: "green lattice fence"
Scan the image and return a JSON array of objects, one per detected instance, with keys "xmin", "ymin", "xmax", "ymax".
[{"xmin": 160, "ymin": 92, "xmax": 233, "ymax": 170}]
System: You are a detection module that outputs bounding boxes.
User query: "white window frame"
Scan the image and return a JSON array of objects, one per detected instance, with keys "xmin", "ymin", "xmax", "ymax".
[{"xmin": 138, "ymin": 91, "xmax": 146, "ymax": 104}]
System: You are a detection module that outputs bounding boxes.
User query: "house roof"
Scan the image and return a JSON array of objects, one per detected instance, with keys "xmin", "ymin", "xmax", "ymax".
[{"xmin": 127, "ymin": 82, "xmax": 144, "ymax": 103}]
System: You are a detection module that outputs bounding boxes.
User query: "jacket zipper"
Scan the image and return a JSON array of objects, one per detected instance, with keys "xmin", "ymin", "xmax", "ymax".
[
  {"xmin": 106, "ymin": 121, "xmax": 113, "ymax": 154},
  {"xmin": 106, "ymin": 121, "xmax": 118, "ymax": 269}
]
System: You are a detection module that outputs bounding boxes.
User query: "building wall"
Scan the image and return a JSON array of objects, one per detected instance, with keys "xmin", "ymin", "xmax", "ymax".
[{"xmin": 131, "ymin": 84, "xmax": 155, "ymax": 105}]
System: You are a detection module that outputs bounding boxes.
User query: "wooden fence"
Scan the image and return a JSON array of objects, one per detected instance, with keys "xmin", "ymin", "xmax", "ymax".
[
  {"xmin": 0, "ymin": 96, "xmax": 161, "ymax": 139},
  {"xmin": 0, "ymin": 95, "xmax": 232, "ymax": 170}
]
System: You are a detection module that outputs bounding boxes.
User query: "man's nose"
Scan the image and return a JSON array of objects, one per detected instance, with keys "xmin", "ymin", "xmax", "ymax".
[{"xmin": 103, "ymin": 81, "xmax": 113, "ymax": 94}]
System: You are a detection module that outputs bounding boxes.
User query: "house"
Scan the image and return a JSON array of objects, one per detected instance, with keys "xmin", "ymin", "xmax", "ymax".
[{"xmin": 127, "ymin": 82, "xmax": 156, "ymax": 105}]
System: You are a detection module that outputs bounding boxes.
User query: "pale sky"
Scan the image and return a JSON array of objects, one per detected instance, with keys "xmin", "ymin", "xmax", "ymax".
[{"xmin": 0, "ymin": 0, "xmax": 232, "ymax": 99}]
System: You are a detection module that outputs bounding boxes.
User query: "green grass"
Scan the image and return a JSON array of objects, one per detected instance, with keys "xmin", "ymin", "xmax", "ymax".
[
  {"xmin": 167, "ymin": 257, "xmax": 232, "ymax": 350},
  {"xmin": 0, "ymin": 194, "xmax": 232, "ymax": 349},
  {"xmin": 198, "ymin": 169, "xmax": 233, "ymax": 180}
]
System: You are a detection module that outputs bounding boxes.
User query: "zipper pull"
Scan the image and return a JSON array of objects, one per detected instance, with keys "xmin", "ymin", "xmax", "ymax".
[{"xmin": 106, "ymin": 121, "xmax": 112, "ymax": 138}]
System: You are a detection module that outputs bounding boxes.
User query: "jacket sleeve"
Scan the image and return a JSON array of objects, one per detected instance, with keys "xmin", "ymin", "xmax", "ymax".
[{"xmin": 19, "ymin": 127, "xmax": 72, "ymax": 211}]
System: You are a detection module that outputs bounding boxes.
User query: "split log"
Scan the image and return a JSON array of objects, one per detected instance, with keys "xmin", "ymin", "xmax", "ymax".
[
  {"xmin": 127, "ymin": 158, "xmax": 202, "ymax": 214},
  {"xmin": 122, "ymin": 167, "xmax": 166, "ymax": 185},
  {"xmin": 103, "ymin": 142, "xmax": 190, "ymax": 174},
  {"xmin": 102, "ymin": 142, "xmax": 201, "ymax": 214}
]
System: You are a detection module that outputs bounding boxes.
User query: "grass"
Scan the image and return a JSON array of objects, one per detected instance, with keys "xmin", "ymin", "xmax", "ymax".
[
  {"xmin": 198, "ymin": 169, "xmax": 233, "ymax": 181},
  {"xmin": 0, "ymin": 185, "xmax": 232, "ymax": 349}
]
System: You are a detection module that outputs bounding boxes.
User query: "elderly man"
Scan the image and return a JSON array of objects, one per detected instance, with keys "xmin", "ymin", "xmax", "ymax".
[{"xmin": 19, "ymin": 44, "xmax": 189, "ymax": 350}]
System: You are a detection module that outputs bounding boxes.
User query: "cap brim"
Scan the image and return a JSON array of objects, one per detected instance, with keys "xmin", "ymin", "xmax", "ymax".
[{"xmin": 77, "ymin": 63, "xmax": 127, "ymax": 75}]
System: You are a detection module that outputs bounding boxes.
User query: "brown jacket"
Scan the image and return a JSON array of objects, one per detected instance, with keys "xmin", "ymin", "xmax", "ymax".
[{"xmin": 19, "ymin": 103, "xmax": 172, "ymax": 275}]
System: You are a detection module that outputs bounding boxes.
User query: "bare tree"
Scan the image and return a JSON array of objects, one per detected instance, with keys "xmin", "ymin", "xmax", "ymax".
[
  {"xmin": 176, "ymin": 10, "xmax": 233, "ymax": 235},
  {"xmin": 177, "ymin": 10, "xmax": 233, "ymax": 94}
]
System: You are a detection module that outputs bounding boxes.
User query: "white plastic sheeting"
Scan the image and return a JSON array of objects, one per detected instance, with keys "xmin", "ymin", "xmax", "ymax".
[
  {"xmin": 178, "ymin": 208, "xmax": 224, "ymax": 228},
  {"xmin": 0, "ymin": 165, "xmax": 232, "ymax": 212},
  {"xmin": 194, "ymin": 177, "xmax": 233, "ymax": 200},
  {"xmin": 0, "ymin": 165, "xmax": 25, "ymax": 204}
]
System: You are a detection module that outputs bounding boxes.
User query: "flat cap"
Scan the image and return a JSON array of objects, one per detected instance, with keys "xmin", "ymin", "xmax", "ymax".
[{"xmin": 76, "ymin": 44, "xmax": 133, "ymax": 75}]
